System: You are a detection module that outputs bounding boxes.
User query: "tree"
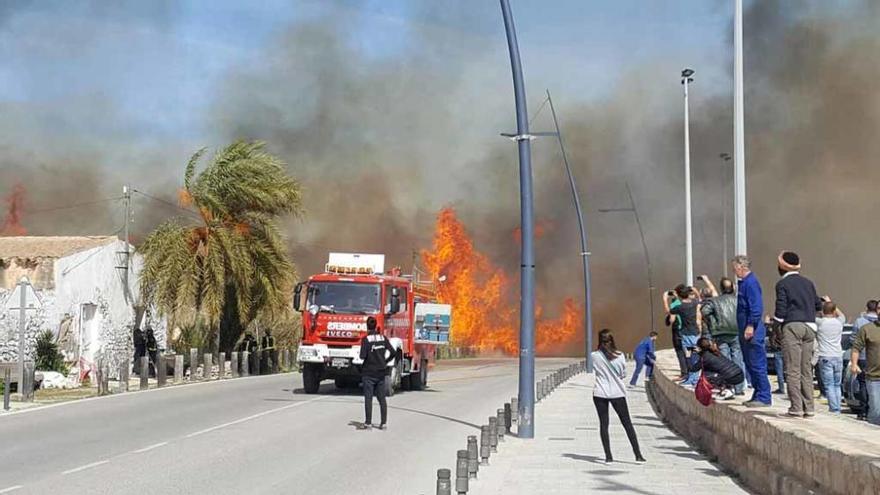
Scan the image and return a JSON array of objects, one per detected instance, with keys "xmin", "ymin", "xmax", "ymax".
[{"xmin": 139, "ymin": 141, "xmax": 302, "ymax": 353}]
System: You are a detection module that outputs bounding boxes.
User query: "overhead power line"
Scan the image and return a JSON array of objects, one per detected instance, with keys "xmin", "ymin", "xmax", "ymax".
[
  {"xmin": 131, "ymin": 189, "xmax": 202, "ymax": 220},
  {"xmin": 23, "ymin": 197, "xmax": 122, "ymax": 215}
]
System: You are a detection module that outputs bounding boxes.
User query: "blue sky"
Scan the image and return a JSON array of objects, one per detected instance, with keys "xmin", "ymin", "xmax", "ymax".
[{"xmin": 0, "ymin": 0, "xmax": 736, "ymax": 144}]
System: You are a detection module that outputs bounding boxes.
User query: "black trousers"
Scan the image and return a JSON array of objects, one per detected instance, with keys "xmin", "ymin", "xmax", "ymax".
[
  {"xmin": 672, "ymin": 332, "xmax": 688, "ymax": 375},
  {"xmin": 363, "ymin": 375, "xmax": 388, "ymax": 425},
  {"xmin": 593, "ymin": 396, "xmax": 642, "ymax": 460}
]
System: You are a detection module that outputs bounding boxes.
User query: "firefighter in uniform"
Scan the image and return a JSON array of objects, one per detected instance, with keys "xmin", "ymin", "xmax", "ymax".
[
  {"xmin": 358, "ymin": 316, "xmax": 395, "ymax": 430},
  {"xmin": 261, "ymin": 330, "xmax": 276, "ymax": 374},
  {"xmin": 145, "ymin": 327, "xmax": 158, "ymax": 378}
]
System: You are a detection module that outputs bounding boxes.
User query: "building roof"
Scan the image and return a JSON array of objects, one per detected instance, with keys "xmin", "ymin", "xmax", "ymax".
[{"xmin": 0, "ymin": 236, "xmax": 119, "ymax": 259}]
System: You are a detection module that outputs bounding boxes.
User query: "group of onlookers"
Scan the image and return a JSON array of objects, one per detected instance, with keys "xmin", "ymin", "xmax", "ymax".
[{"xmin": 628, "ymin": 250, "xmax": 879, "ymax": 425}]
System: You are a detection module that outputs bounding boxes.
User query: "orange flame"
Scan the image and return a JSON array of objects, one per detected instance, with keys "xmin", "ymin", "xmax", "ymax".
[
  {"xmin": 422, "ymin": 207, "xmax": 583, "ymax": 356},
  {"xmin": 1, "ymin": 184, "xmax": 27, "ymax": 236}
]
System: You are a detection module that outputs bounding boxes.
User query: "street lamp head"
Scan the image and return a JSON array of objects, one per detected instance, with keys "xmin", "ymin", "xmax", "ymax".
[
  {"xmin": 720, "ymin": 152, "xmax": 732, "ymax": 161},
  {"xmin": 681, "ymin": 68, "xmax": 695, "ymax": 78}
]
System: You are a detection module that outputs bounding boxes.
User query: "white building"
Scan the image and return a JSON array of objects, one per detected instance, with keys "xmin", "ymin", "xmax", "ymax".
[{"xmin": 0, "ymin": 236, "xmax": 164, "ymax": 380}]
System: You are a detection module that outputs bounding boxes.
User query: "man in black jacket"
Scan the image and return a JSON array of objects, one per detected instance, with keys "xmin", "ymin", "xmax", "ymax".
[
  {"xmin": 358, "ymin": 316, "xmax": 395, "ymax": 430},
  {"xmin": 774, "ymin": 251, "xmax": 822, "ymax": 417}
]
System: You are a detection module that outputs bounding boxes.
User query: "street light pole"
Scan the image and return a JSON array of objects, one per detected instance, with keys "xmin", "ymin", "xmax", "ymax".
[
  {"xmin": 681, "ymin": 68, "xmax": 695, "ymax": 287},
  {"xmin": 598, "ymin": 181, "xmax": 655, "ymax": 333},
  {"xmin": 719, "ymin": 153, "xmax": 732, "ymax": 277},
  {"xmin": 499, "ymin": 0, "xmax": 536, "ymax": 439},
  {"xmin": 545, "ymin": 90, "xmax": 594, "ymax": 372},
  {"xmin": 734, "ymin": 0, "xmax": 747, "ymax": 255}
]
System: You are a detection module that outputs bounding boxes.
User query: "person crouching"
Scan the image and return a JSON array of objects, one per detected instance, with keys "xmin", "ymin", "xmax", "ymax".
[
  {"xmin": 688, "ymin": 337, "xmax": 745, "ymax": 400},
  {"xmin": 358, "ymin": 316, "xmax": 395, "ymax": 430}
]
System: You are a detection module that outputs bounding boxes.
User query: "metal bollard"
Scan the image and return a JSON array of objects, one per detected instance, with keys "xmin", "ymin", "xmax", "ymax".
[
  {"xmin": 231, "ymin": 352, "xmax": 240, "ymax": 378},
  {"xmin": 496, "ymin": 409, "xmax": 505, "ymax": 441},
  {"xmin": 241, "ymin": 351, "xmax": 250, "ymax": 377},
  {"xmin": 510, "ymin": 397, "xmax": 519, "ymax": 425},
  {"xmin": 3, "ymin": 368, "xmax": 11, "ymax": 410},
  {"xmin": 173, "ymin": 354, "xmax": 183, "ymax": 384},
  {"xmin": 504, "ymin": 402, "xmax": 512, "ymax": 433},
  {"xmin": 119, "ymin": 360, "xmax": 130, "ymax": 392},
  {"xmin": 437, "ymin": 468, "xmax": 452, "ymax": 495},
  {"xmin": 467, "ymin": 435, "xmax": 478, "ymax": 479},
  {"xmin": 219, "ymin": 352, "xmax": 226, "ymax": 379},
  {"xmin": 189, "ymin": 348, "xmax": 198, "ymax": 381},
  {"xmin": 139, "ymin": 356, "xmax": 149, "ymax": 390},
  {"xmin": 479, "ymin": 425, "xmax": 491, "ymax": 464},
  {"xmin": 488, "ymin": 417, "xmax": 498, "ymax": 452},
  {"xmin": 157, "ymin": 354, "xmax": 167, "ymax": 388},
  {"xmin": 455, "ymin": 450, "xmax": 468, "ymax": 494},
  {"xmin": 203, "ymin": 353, "xmax": 213, "ymax": 380}
]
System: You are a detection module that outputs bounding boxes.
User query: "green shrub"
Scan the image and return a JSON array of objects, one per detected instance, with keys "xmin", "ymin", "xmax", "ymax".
[{"xmin": 35, "ymin": 330, "xmax": 68, "ymax": 375}]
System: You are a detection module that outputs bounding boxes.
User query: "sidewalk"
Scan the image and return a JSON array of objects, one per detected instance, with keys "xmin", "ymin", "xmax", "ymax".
[{"xmin": 472, "ymin": 372, "xmax": 750, "ymax": 494}]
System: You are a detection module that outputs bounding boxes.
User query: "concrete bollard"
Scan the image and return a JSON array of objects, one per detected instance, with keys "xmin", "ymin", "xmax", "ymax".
[
  {"xmin": 455, "ymin": 450, "xmax": 468, "ymax": 494},
  {"xmin": 437, "ymin": 468, "xmax": 452, "ymax": 495},
  {"xmin": 496, "ymin": 408, "xmax": 505, "ymax": 441},
  {"xmin": 174, "ymin": 354, "xmax": 183, "ymax": 384},
  {"xmin": 285, "ymin": 349, "xmax": 292, "ymax": 370},
  {"xmin": 189, "ymin": 348, "xmax": 198, "ymax": 381},
  {"xmin": 280, "ymin": 349, "xmax": 288, "ymax": 371},
  {"xmin": 488, "ymin": 417, "xmax": 498, "ymax": 452},
  {"xmin": 157, "ymin": 354, "xmax": 167, "ymax": 388},
  {"xmin": 504, "ymin": 403, "xmax": 512, "ymax": 433},
  {"xmin": 203, "ymin": 353, "xmax": 213, "ymax": 380},
  {"xmin": 511, "ymin": 397, "xmax": 519, "ymax": 425},
  {"xmin": 139, "ymin": 356, "xmax": 149, "ymax": 390},
  {"xmin": 241, "ymin": 351, "xmax": 250, "ymax": 377},
  {"xmin": 219, "ymin": 352, "xmax": 226, "ymax": 379},
  {"xmin": 95, "ymin": 360, "xmax": 104, "ymax": 396},
  {"xmin": 231, "ymin": 352, "xmax": 239, "ymax": 378},
  {"xmin": 467, "ymin": 435, "xmax": 478, "ymax": 479},
  {"xmin": 252, "ymin": 350, "xmax": 262, "ymax": 376},
  {"xmin": 119, "ymin": 360, "xmax": 130, "ymax": 393},
  {"xmin": 479, "ymin": 425, "xmax": 491, "ymax": 464}
]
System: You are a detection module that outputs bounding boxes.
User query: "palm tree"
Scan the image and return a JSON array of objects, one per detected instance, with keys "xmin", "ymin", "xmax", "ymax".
[{"xmin": 139, "ymin": 141, "xmax": 303, "ymax": 353}]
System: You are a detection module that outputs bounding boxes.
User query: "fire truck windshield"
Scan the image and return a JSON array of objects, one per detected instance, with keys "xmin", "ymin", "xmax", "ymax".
[{"xmin": 308, "ymin": 282, "xmax": 381, "ymax": 315}]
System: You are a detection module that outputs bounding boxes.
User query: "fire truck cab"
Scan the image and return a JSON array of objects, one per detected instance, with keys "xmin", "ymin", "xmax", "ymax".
[{"xmin": 294, "ymin": 253, "xmax": 448, "ymax": 395}]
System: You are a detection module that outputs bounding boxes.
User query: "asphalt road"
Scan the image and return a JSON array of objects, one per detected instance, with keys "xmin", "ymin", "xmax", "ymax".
[{"xmin": 0, "ymin": 358, "xmax": 576, "ymax": 494}]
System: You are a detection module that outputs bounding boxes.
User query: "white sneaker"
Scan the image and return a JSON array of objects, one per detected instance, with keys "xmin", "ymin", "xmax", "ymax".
[{"xmin": 719, "ymin": 389, "xmax": 734, "ymax": 400}]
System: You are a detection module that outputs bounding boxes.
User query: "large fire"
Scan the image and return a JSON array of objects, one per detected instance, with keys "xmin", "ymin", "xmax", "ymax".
[
  {"xmin": 422, "ymin": 207, "xmax": 582, "ymax": 356},
  {"xmin": 1, "ymin": 184, "xmax": 27, "ymax": 236}
]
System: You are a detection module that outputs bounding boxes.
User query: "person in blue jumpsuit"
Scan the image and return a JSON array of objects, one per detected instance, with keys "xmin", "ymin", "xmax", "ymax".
[
  {"xmin": 733, "ymin": 255, "xmax": 772, "ymax": 406},
  {"xmin": 630, "ymin": 332, "xmax": 657, "ymax": 386}
]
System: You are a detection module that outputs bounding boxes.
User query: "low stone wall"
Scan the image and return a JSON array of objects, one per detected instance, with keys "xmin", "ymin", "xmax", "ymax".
[{"xmin": 648, "ymin": 349, "xmax": 880, "ymax": 495}]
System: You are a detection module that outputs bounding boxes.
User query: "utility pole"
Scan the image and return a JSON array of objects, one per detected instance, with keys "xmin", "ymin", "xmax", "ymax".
[
  {"xmin": 499, "ymin": 0, "xmax": 536, "ymax": 439},
  {"xmin": 681, "ymin": 68, "xmax": 695, "ymax": 286},
  {"xmin": 122, "ymin": 184, "xmax": 132, "ymax": 302},
  {"xmin": 545, "ymin": 90, "xmax": 593, "ymax": 373},
  {"xmin": 734, "ymin": 0, "xmax": 747, "ymax": 255},
  {"xmin": 720, "ymin": 153, "xmax": 732, "ymax": 277}
]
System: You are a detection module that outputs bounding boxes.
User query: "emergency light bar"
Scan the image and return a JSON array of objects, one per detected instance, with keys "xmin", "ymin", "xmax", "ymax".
[{"xmin": 325, "ymin": 253, "xmax": 385, "ymax": 275}]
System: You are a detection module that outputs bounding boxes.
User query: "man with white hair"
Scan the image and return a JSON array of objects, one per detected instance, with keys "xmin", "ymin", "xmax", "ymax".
[{"xmin": 732, "ymin": 255, "xmax": 771, "ymax": 407}]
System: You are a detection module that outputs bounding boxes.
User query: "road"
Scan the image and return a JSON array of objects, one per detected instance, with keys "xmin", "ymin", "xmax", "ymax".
[{"xmin": 0, "ymin": 358, "xmax": 576, "ymax": 494}]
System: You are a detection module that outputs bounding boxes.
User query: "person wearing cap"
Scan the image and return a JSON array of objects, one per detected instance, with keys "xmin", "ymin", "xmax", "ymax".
[
  {"xmin": 358, "ymin": 316, "xmax": 395, "ymax": 430},
  {"xmin": 774, "ymin": 250, "xmax": 822, "ymax": 418}
]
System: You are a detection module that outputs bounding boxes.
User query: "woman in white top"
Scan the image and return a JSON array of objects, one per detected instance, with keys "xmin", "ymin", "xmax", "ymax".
[{"xmin": 592, "ymin": 329, "xmax": 645, "ymax": 463}]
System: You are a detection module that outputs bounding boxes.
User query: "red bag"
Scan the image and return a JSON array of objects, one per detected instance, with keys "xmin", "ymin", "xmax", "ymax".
[{"xmin": 695, "ymin": 371, "xmax": 714, "ymax": 406}]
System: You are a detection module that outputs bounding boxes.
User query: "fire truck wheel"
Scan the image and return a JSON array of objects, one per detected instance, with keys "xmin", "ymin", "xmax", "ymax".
[
  {"xmin": 302, "ymin": 364, "xmax": 321, "ymax": 394},
  {"xmin": 409, "ymin": 359, "xmax": 428, "ymax": 391},
  {"xmin": 386, "ymin": 360, "xmax": 402, "ymax": 397}
]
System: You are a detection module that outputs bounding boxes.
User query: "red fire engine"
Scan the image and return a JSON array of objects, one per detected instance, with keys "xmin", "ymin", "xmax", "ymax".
[{"xmin": 294, "ymin": 253, "xmax": 450, "ymax": 395}]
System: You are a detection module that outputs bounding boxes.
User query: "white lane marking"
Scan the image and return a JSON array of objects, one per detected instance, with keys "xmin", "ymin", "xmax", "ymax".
[
  {"xmin": 186, "ymin": 396, "xmax": 326, "ymax": 438},
  {"xmin": 62, "ymin": 460, "xmax": 109, "ymax": 475},
  {"xmin": 131, "ymin": 441, "xmax": 168, "ymax": 454},
  {"xmin": 0, "ymin": 486, "xmax": 22, "ymax": 493}
]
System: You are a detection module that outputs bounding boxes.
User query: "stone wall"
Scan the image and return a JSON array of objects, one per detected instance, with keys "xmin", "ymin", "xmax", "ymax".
[{"xmin": 648, "ymin": 349, "xmax": 880, "ymax": 495}]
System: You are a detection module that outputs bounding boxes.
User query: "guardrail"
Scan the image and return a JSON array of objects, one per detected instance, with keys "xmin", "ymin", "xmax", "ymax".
[{"xmin": 434, "ymin": 360, "xmax": 587, "ymax": 495}]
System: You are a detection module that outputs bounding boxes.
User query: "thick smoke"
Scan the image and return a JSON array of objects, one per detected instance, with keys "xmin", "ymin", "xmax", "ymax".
[{"xmin": 4, "ymin": 1, "xmax": 879, "ymax": 352}]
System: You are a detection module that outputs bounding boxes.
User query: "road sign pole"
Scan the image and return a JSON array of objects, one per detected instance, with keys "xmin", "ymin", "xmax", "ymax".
[{"xmin": 18, "ymin": 278, "xmax": 26, "ymax": 388}]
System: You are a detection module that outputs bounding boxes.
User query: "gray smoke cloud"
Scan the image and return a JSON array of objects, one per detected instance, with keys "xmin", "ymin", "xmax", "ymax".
[{"xmin": 4, "ymin": 1, "xmax": 879, "ymax": 352}]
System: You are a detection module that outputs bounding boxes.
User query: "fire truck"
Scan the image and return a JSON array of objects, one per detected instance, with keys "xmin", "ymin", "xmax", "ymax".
[{"xmin": 294, "ymin": 253, "xmax": 451, "ymax": 395}]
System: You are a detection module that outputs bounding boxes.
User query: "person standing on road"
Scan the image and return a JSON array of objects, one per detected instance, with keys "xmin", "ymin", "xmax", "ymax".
[
  {"xmin": 774, "ymin": 251, "xmax": 822, "ymax": 418},
  {"xmin": 816, "ymin": 298, "xmax": 845, "ymax": 414},
  {"xmin": 358, "ymin": 316, "xmax": 395, "ymax": 430},
  {"xmin": 699, "ymin": 275, "xmax": 747, "ymax": 396},
  {"xmin": 664, "ymin": 285, "xmax": 702, "ymax": 387},
  {"xmin": 733, "ymin": 255, "xmax": 772, "ymax": 407},
  {"xmin": 592, "ymin": 329, "xmax": 645, "ymax": 463},
  {"xmin": 629, "ymin": 331, "xmax": 657, "ymax": 387},
  {"xmin": 850, "ymin": 316, "xmax": 880, "ymax": 425}
]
